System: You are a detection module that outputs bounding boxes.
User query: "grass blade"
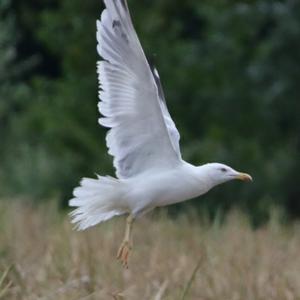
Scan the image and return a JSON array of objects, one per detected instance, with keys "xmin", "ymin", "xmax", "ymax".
[{"xmin": 180, "ymin": 252, "xmax": 205, "ymax": 300}]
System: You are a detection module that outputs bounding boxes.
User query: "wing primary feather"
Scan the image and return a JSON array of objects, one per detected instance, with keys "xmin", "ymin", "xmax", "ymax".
[{"xmin": 97, "ymin": 0, "xmax": 182, "ymax": 178}]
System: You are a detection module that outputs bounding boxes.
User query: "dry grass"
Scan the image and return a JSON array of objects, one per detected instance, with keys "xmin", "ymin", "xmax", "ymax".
[{"xmin": 0, "ymin": 201, "xmax": 299, "ymax": 300}]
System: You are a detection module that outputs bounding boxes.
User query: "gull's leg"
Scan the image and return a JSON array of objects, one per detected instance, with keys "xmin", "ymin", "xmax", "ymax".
[{"xmin": 117, "ymin": 214, "xmax": 134, "ymax": 268}]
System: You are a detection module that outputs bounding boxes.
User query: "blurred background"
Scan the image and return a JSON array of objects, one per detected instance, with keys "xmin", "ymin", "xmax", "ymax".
[{"xmin": 1, "ymin": 0, "xmax": 299, "ymax": 225}]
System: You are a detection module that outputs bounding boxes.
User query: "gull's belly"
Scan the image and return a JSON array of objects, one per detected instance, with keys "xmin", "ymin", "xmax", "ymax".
[{"xmin": 125, "ymin": 164, "xmax": 210, "ymax": 215}]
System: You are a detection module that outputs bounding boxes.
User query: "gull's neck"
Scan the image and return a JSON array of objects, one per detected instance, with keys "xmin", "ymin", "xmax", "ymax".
[
  {"xmin": 194, "ymin": 163, "xmax": 223, "ymax": 189},
  {"xmin": 182, "ymin": 162, "xmax": 217, "ymax": 192}
]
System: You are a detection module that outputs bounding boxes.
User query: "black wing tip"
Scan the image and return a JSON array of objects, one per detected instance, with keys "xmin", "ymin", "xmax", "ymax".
[
  {"xmin": 147, "ymin": 54, "xmax": 160, "ymax": 80},
  {"xmin": 147, "ymin": 54, "xmax": 157, "ymax": 72},
  {"xmin": 147, "ymin": 55, "xmax": 166, "ymax": 101}
]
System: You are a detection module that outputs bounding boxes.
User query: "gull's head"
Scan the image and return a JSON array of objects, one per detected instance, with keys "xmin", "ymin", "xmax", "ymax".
[{"xmin": 202, "ymin": 163, "xmax": 252, "ymax": 186}]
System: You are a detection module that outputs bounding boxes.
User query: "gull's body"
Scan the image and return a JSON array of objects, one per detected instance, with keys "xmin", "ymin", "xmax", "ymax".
[
  {"xmin": 126, "ymin": 163, "xmax": 205, "ymax": 213},
  {"xmin": 108, "ymin": 162, "xmax": 213, "ymax": 216},
  {"xmin": 69, "ymin": 0, "xmax": 252, "ymax": 266}
]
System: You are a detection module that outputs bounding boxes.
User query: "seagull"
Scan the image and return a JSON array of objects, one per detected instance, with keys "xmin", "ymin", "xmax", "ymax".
[{"xmin": 69, "ymin": 0, "xmax": 252, "ymax": 267}]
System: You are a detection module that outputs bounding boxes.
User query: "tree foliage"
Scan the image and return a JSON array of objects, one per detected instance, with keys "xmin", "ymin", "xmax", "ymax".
[{"xmin": 1, "ymin": 0, "xmax": 299, "ymax": 222}]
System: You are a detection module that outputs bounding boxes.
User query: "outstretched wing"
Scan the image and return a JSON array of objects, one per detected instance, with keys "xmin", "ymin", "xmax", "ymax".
[{"xmin": 97, "ymin": 0, "xmax": 181, "ymax": 179}]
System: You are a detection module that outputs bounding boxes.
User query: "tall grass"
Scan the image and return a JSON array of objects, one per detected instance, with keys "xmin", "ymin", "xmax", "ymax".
[{"xmin": 0, "ymin": 201, "xmax": 299, "ymax": 299}]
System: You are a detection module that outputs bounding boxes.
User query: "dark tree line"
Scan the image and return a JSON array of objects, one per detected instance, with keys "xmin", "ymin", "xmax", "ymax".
[{"xmin": 1, "ymin": 0, "xmax": 299, "ymax": 223}]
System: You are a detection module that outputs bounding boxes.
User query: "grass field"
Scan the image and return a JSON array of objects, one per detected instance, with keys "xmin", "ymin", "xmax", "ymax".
[{"xmin": 0, "ymin": 201, "xmax": 299, "ymax": 300}]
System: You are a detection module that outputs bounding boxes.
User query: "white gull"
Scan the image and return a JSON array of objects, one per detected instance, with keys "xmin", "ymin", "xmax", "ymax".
[{"xmin": 69, "ymin": 0, "xmax": 252, "ymax": 267}]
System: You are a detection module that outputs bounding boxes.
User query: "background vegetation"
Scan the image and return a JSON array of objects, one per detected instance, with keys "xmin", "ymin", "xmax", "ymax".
[{"xmin": 1, "ymin": 0, "xmax": 299, "ymax": 223}]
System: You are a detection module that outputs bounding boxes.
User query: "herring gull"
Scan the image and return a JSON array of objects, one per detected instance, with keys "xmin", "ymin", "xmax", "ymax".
[{"xmin": 69, "ymin": 0, "xmax": 252, "ymax": 267}]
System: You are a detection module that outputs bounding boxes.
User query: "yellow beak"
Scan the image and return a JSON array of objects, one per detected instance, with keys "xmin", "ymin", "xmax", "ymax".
[{"xmin": 236, "ymin": 172, "xmax": 253, "ymax": 182}]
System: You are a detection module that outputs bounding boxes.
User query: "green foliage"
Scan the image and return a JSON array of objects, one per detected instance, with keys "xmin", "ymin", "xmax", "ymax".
[
  {"xmin": 1, "ymin": 0, "xmax": 299, "ymax": 221},
  {"xmin": 0, "ymin": 0, "xmax": 33, "ymax": 195}
]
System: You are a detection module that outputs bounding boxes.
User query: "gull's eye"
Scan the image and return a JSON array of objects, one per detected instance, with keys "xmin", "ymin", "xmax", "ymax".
[{"xmin": 220, "ymin": 168, "xmax": 227, "ymax": 173}]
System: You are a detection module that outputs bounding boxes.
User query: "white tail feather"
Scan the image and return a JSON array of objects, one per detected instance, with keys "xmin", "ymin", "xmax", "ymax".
[{"xmin": 69, "ymin": 175, "xmax": 125, "ymax": 230}]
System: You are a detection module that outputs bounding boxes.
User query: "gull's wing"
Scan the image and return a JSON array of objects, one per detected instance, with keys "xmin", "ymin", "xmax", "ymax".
[{"xmin": 97, "ymin": 0, "xmax": 181, "ymax": 178}]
